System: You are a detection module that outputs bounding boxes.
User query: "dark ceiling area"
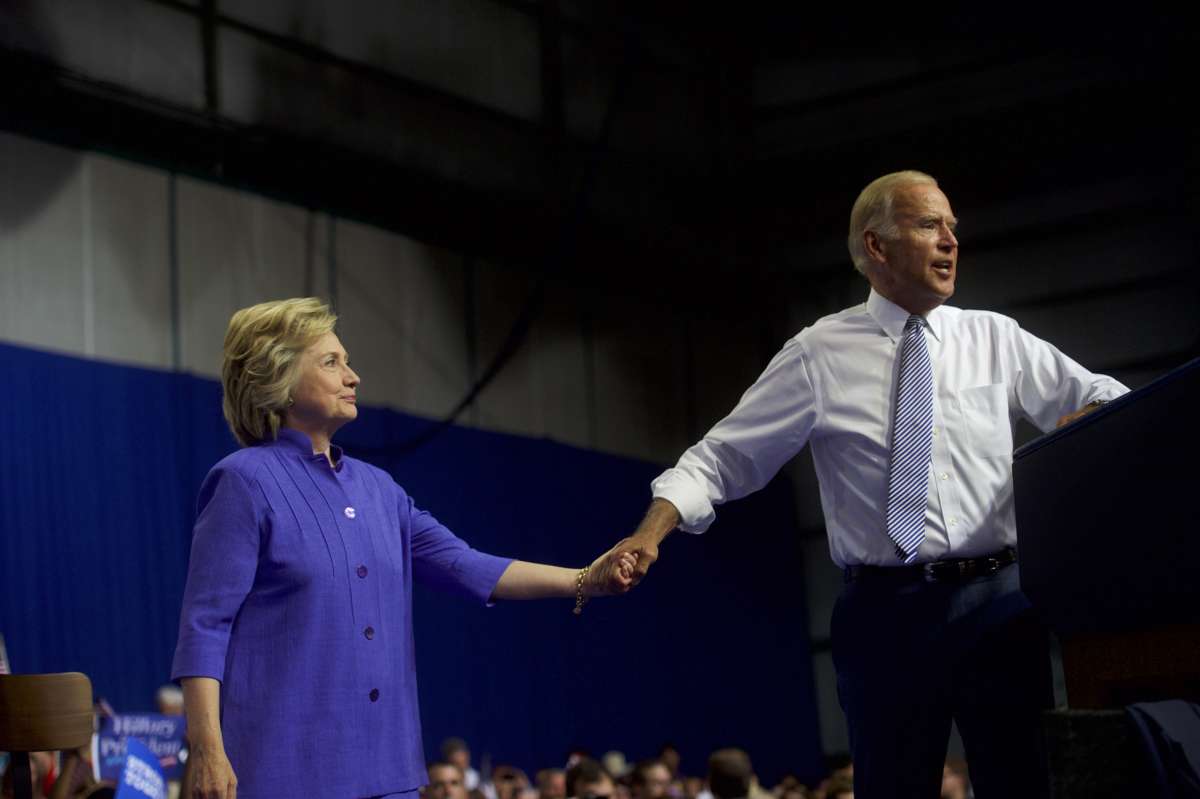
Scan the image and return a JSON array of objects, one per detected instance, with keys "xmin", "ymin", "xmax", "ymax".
[{"xmin": 3, "ymin": 4, "xmax": 1197, "ymax": 312}]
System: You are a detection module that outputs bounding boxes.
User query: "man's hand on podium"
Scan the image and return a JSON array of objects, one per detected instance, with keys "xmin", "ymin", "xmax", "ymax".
[{"xmin": 1056, "ymin": 400, "xmax": 1108, "ymax": 428}]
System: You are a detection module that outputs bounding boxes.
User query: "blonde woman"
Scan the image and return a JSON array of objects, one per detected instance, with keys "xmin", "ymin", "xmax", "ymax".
[{"xmin": 172, "ymin": 298, "xmax": 634, "ymax": 799}]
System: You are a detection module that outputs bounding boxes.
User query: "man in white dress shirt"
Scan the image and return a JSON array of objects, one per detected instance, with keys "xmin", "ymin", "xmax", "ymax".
[{"xmin": 616, "ymin": 171, "xmax": 1127, "ymax": 797}]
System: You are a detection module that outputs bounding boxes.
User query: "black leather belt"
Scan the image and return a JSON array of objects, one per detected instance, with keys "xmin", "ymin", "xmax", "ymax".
[{"xmin": 843, "ymin": 547, "xmax": 1017, "ymax": 584}]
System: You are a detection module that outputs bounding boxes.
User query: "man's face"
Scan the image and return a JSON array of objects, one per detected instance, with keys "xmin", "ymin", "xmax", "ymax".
[
  {"xmin": 866, "ymin": 183, "xmax": 959, "ymax": 315},
  {"xmin": 429, "ymin": 765, "xmax": 468, "ymax": 799}
]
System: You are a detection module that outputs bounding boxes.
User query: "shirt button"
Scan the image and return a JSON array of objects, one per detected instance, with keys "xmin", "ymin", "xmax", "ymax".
[
  {"xmin": 932, "ymin": 428, "xmax": 939, "ymax": 438},
  {"xmin": 369, "ymin": 688, "xmax": 379, "ymax": 702},
  {"xmin": 940, "ymin": 472, "xmax": 950, "ymax": 480},
  {"xmin": 949, "ymin": 517, "xmax": 958, "ymax": 526},
  {"xmin": 344, "ymin": 507, "xmax": 356, "ymax": 519},
  {"xmin": 364, "ymin": 626, "xmax": 375, "ymax": 640},
  {"xmin": 357, "ymin": 565, "xmax": 368, "ymax": 578}
]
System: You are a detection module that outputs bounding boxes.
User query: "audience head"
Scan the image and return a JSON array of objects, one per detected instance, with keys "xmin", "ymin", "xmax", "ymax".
[
  {"xmin": 428, "ymin": 762, "xmax": 469, "ymax": 799},
  {"xmin": 567, "ymin": 758, "xmax": 615, "ymax": 799},
  {"xmin": 656, "ymin": 744, "xmax": 681, "ymax": 778},
  {"xmin": 940, "ymin": 759, "xmax": 969, "ymax": 799},
  {"xmin": 824, "ymin": 754, "xmax": 852, "ymax": 780},
  {"xmin": 1, "ymin": 751, "xmax": 50, "ymax": 799},
  {"xmin": 630, "ymin": 760, "xmax": 672, "ymax": 799},
  {"xmin": 536, "ymin": 769, "xmax": 567, "ymax": 799},
  {"xmin": 707, "ymin": 748, "xmax": 754, "ymax": 799},
  {"xmin": 493, "ymin": 765, "xmax": 530, "ymax": 799},
  {"xmin": 600, "ymin": 751, "xmax": 629, "ymax": 781},
  {"xmin": 440, "ymin": 738, "xmax": 473, "ymax": 772},
  {"xmin": 823, "ymin": 774, "xmax": 853, "ymax": 799},
  {"xmin": 155, "ymin": 683, "xmax": 184, "ymax": 715},
  {"xmin": 773, "ymin": 775, "xmax": 808, "ymax": 799}
]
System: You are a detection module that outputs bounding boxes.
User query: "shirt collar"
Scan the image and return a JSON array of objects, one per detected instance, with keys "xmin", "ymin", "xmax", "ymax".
[
  {"xmin": 866, "ymin": 288, "xmax": 945, "ymax": 343},
  {"xmin": 272, "ymin": 427, "xmax": 344, "ymax": 468}
]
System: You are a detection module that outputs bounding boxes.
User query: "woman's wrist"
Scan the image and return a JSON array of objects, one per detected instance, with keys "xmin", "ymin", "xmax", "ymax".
[
  {"xmin": 574, "ymin": 565, "xmax": 593, "ymax": 613},
  {"xmin": 188, "ymin": 734, "xmax": 225, "ymax": 753}
]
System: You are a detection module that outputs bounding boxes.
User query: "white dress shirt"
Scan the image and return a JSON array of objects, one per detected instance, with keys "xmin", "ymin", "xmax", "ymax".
[{"xmin": 652, "ymin": 289, "xmax": 1129, "ymax": 567}]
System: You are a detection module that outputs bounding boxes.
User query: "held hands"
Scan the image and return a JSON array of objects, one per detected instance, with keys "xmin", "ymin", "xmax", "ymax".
[
  {"xmin": 579, "ymin": 499, "xmax": 679, "ymax": 604},
  {"xmin": 582, "ymin": 544, "xmax": 638, "ymax": 598},
  {"xmin": 612, "ymin": 534, "xmax": 660, "ymax": 586},
  {"xmin": 609, "ymin": 497, "xmax": 678, "ymax": 587}
]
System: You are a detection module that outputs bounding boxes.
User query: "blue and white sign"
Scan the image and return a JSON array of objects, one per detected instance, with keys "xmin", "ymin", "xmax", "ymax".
[
  {"xmin": 97, "ymin": 714, "xmax": 186, "ymax": 783},
  {"xmin": 115, "ymin": 737, "xmax": 166, "ymax": 799}
]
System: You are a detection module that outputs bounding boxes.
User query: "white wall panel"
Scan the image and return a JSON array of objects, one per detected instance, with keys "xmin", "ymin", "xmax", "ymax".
[
  {"xmin": 336, "ymin": 220, "xmax": 469, "ymax": 418},
  {"xmin": 591, "ymin": 301, "xmax": 690, "ymax": 463},
  {"xmin": 470, "ymin": 275, "xmax": 592, "ymax": 446},
  {"xmin": 0, "ymin": 133, "xmax": 86, "ymax": 355},
  {"xmin": 688, "ymin": 316, "xmax": 771, "ymax": 439},
  {"xmin": 221, "ymin": 0, "xmax": 541, "ymax": 120},
  {"xmin": 177, "ymin": 179, "xmax": 313, "ymax": 377},
  {"xmin": 1, "ymin": 0, "xmax": 203, "ymax": 110},
  {"xmin": 955, "ymin": 220, "xmax": 1193, "ymax": 311},
  {"xmin": 218, "ymin": 27, "xmax": 535, "ymax": 192},
  {"xmin": 1012, "ymin": 286, "xmax": 1198, "ymax": 381},
  {"xmin": 529, "ymin": 283, "xmax": 591, "ymax": 449},
  {"xmin": 87, "ymin": 154, "xmax": 172, "ymax": 369},
  {"xmin": 470, "ymin": 265, "xmax": 541, "ymax": 437}
]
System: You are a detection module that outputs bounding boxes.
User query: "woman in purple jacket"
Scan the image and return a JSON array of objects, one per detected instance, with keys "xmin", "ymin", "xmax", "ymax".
[{"xmin": 172, "ymin": 298, "xmax": 635, "ymax": 799}]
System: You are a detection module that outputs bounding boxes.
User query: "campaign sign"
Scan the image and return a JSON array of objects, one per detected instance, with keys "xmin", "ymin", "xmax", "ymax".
[
  {"xmin": 115, "ymin": 737, "xmax": 167, "ymax": 799},
  {"xmin": 97, "ymin": 714, "xmax": 186, "ymax": 783}
]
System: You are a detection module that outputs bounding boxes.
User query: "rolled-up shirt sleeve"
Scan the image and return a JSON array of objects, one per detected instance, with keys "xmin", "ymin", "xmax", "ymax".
[
  {"xmin": 1011, "ymin": 324, "xmax": 1129, "ymax": 433},
  {"xmin": 405, "ymin": 492, "xmax": 512, "ymax": 605},
  {"xmin": 171, "ymin": 465, "xmax": 263, "ymax": 682},
  {"xmin": 652, "ymin": 337, "xmax": 817, "ymax": 533}
]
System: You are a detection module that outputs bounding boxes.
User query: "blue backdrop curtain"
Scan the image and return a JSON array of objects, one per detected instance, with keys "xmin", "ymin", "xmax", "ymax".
[{"xmin": 0, "ymin": 341, "xmax": 823, "ymax": 782}]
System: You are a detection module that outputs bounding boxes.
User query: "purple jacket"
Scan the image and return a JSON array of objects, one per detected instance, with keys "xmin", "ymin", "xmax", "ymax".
[{"xmin": 172, "ymin": 428, "xmax": 511, "ymax": 799}]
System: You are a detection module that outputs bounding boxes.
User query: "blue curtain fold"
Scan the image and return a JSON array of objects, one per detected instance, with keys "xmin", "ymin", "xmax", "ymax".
[{"xmin": 0, "ymin": 342, "xmax": 822, "ymax": 782}]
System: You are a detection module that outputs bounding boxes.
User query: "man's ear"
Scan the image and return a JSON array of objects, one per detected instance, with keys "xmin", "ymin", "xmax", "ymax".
[{"xmin": 864, "ymin": 230, "xmax": 888, "ymax": 266}]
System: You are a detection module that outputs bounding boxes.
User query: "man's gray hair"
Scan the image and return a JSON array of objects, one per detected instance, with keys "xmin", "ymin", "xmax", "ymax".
[{"xmin": 847, "ymin": 170, "xmax": 938, "ymax": 275}]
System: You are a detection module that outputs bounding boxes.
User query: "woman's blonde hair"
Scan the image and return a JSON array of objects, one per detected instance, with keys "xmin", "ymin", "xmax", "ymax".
[
  {"xmin": 221, "ymin": 297, "xmax": 337, "ymax": 447},
  {"xmin": 847, "ymin": 170, "xmax": 938, "ymax": 275}
]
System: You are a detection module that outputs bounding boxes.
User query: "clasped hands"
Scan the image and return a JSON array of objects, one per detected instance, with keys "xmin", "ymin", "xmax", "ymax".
[
  {"xmin": 582, "ymin": 498, "xmax": 678, "ymax": 599},
  {"xmin": 581, "ymin": 537, "xmax": 658, "ymax": 598}
]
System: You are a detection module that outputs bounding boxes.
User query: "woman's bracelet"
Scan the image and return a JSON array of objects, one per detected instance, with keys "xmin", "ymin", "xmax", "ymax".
[{"xmin": 573, "ymin": 565, "xmax": 591, "ymax": 616}]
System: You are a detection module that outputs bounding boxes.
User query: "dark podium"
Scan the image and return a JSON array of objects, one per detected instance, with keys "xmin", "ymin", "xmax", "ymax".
[{"xmin": 1014, "ymin": 356, "xmax": 1200, "ymax": 709}]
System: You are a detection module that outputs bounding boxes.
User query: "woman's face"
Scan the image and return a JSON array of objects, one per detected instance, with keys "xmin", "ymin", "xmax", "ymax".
[{"xmin": 287, "ymin": 332, "xmax": 360, "ymax": 434}]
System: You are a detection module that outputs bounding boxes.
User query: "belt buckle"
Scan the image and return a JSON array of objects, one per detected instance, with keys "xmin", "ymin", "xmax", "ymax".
[
  {"xmin": 980, "ymin": 557, "xmax": 1001, "ymax": 576},
  {"xmin": 922, "ymin": 561, "xmax": 953, "ymax": 583},
  {"xmin": 923, "ymin": 560, "xmax": 969, "ymax": 583}
]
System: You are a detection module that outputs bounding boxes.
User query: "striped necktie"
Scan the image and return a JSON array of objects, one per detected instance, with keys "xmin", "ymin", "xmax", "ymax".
[{"xmin": 885, "ymin": 314, "xmax": 934, "ymax": 564}]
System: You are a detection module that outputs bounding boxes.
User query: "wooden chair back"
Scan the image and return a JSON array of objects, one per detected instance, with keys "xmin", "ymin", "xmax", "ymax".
[{"xmin": 0, "ymin": 672, "xmax": 94, "ymax": 799}]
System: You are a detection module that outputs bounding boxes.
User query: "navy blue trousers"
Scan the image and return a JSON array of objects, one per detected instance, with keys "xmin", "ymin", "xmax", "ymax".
[{"xmin": 832, "ymin": 562, "xmax": 1052, "ymax": 798}]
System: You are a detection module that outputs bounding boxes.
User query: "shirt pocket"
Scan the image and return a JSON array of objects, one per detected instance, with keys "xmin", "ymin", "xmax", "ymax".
[{"xmin": 957, "ymin": 383, "xmax": 1012, "ymax": 457}]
